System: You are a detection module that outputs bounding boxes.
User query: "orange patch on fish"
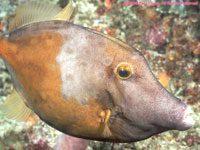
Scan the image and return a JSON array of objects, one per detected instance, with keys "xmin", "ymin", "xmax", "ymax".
[{"xmin": 1, "ymin": 32, "xmax": 113, "ymax": 139}]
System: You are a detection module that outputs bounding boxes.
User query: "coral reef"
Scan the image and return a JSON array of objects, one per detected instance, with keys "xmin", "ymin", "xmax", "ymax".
[{"xmin": 0, "ymin": 0, "xmax": 199, "ymax": 149}]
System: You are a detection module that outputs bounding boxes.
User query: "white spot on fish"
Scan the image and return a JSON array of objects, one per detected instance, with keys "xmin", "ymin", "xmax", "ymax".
[{"xmin": 56, "ymin": 25, "xmax": 113, "ymax": 104}]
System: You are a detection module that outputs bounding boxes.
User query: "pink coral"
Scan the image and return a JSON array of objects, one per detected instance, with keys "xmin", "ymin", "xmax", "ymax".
[
  {"xmin": 54, "ymin": 134, "xmax": 89, "ymax": 150},
  {"xmin": 145, "ymin": 21, "xmax": 169, "ymax": 47}
]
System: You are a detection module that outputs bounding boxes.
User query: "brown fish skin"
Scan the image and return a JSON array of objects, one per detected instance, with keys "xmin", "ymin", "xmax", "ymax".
[
  {"xmin": 0, "ymin": 21, "xmax": 194, "ymax": 142},
  {"xmin": 0, "ymin": 31, "xmax": 110, "ymax": 140}
]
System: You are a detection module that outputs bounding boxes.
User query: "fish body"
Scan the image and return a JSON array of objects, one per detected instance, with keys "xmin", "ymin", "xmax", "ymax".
[{"xmin": 0, "ymin": 1, "xmax": 194, "ymax": 142}]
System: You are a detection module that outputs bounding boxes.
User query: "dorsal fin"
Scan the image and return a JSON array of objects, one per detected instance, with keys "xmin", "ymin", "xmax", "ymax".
[
  {"xmin": 53, "ymin": 0, "xmax": 73, "ymax": 20},
  {"xmin": 0, "ymin": 89, "xmax": 32, "ymax": 121},
  {"xmin": 9, "ymin": 0, "xmax": 73, "ymax": 32},
  {"xmin": 87, "ymin": 28, "xmax": 133, "ymax": 51}
]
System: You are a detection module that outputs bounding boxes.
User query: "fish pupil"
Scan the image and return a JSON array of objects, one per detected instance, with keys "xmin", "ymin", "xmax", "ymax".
[{"xmin": 118, "ymin": 69, "xmax": 130, "ymax": 78}]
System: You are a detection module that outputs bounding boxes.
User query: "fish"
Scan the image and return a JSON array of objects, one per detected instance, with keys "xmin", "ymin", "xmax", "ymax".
[{"xmin": 0, "ymin": 0, "xmax": 195, "ymax": 143}]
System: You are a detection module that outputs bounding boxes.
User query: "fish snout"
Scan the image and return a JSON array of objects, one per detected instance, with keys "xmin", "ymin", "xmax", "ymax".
[
  {"xmin": 162, "ymin": 100, "xmax": 195, "ymax": 131},
  {"xmin": 178, "ymin": 106, "xmax": 195, "ymax": 130},
  {"xmin": 153, "ymin": 87, "xmax": 195, "ymax": 131}
]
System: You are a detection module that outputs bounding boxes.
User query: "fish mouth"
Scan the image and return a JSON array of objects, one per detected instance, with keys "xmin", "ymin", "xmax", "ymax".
[
  {"xmin": 153, "ymin": 106, "xmax": 195, "ymax": 131},
  {"xmin": 178, "ymin": 106, "xmax": 195, "ymax": 130}
]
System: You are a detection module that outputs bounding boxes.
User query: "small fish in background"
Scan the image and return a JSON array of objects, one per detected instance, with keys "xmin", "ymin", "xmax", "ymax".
[{"xmin": 0, "ymin": 0, "xmax": 195, "ymax": 148}]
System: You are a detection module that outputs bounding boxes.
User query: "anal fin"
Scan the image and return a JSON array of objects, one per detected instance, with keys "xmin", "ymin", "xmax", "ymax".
[{"xmin": 0, "ymin": 90, "xmax": 33, "ymax": 122}]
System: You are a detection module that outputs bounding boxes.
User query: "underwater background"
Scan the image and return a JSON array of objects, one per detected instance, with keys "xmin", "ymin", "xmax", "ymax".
[{"xmin": 0, "ymin": 0, "xmax": 199, "ymax": 149}]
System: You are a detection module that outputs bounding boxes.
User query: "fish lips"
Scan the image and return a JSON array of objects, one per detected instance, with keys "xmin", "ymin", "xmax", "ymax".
[
  {"xmin": 169, "ymin": 105, "xmax": 195, "ymax": 131},
  {"xmin": 154, "ymin": 103, "xmax": 195, "ymax": 131}
]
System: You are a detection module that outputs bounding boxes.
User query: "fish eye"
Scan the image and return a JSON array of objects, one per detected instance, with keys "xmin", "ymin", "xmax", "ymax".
[{"xmin": 115, "ymin": 63, "xmax": 133, "ymax": 80}]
